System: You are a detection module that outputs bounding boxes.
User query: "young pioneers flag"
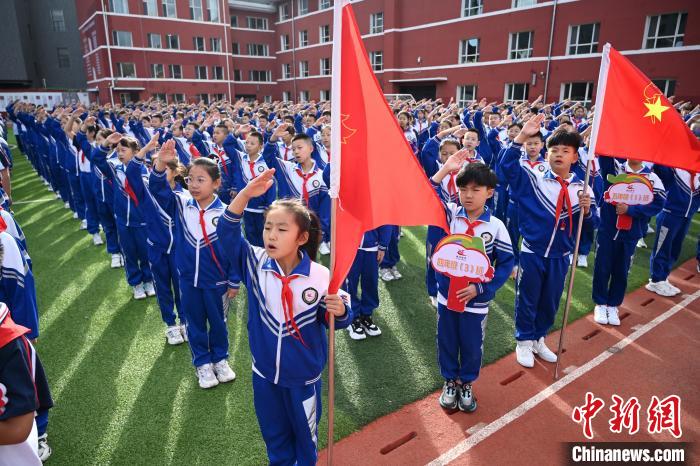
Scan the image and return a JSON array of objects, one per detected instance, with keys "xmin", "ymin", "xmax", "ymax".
[
  {"xmin": 328, "ymin": 1, "xmax": 448, "ymax": 292},
  {"xmin": 590, "ymin": 44, "xmax": 700, "ymax": 171}
]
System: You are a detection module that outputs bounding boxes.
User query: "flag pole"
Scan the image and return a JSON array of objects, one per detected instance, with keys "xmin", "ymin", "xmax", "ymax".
[{"xmin": 554, "ymin": 43, "xmax": 610, "ymax": 380}]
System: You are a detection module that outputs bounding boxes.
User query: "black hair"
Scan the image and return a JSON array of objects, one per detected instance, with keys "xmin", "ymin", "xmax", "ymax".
[
  {"xmin": 526, "ymin": 132, "xmax": 545, "ymax": 143},
  {"xmin": 439, "ymin": 138, "xmax": 461, "ymax": 151},
  {"xmin": 291, "ymin": 133, "xmax": 313, "ymax": 147},
  {"xmin": 248, "ymin": 131, "xmax": 264, "ymax": 146},
  {"xmin": 508, "ymin": 123, "xmax": 523, "ymax": 131},
  {"xmin": 214, "ymin": 123, "xmax": 228, "ymax": 132},
  {"xmin": 465, "ymin": 128, "xmax": 481, "ymax": 140},
  {"xmin": 547, "ymin": 129, "xmax": 582, "ymax": 150},
  {"xmin": 266, "ymin": 198, "xmax": 322, "ymax": 261},
  {"xmin": 456, "ymin": 163, "xmax": 498, "ymax": 189},
  {"xmin": 188, "ymin": 157, "xmax": 220, "ymax": 181}
]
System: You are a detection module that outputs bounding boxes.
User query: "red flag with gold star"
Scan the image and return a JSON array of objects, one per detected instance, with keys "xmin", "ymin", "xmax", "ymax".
[
  {"xmin": 590, "ymin": 44, "xmax": 700, "ymax": 172},
  {"xmin": 327, "ymin": 2, "xmax": 448, "ymax": 293}
]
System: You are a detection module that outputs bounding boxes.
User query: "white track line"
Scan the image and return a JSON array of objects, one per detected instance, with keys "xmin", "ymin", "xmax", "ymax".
[{"xmin": 426, "ymin": 290, "xmax": 700, "ymax": 466}]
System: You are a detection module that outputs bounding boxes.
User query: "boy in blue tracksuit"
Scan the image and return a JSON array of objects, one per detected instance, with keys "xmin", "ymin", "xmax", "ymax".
[
  {"xmin": 430, "ymin": 157, "xmax": 514, "ymax": 412},
  {"xmin": 592, "ymin": 157, "xmax": 665, "ymax": 325},
  {"xmin": 502, "ymin": 115, "xmax": 599, "ymax": 368},
  {"xmin": 573, "ymin": 146, "xmax": 604, "ymax": 268},
  {"xmin": 645, "ymin": 167, "xmax": 699, "ymax": 296}
]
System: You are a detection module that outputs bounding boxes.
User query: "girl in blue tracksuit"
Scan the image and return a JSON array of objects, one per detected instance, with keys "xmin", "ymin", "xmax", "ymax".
[
  {"xmin": 72, "ymin": 119, "xmax": 102, "ymax": 244},
  {"xmin": 149, "ymin": 140, "xmax": 237, "ymax": 389},
  {"xmin": 126, "ymin": 136, "xmax": 187, "ymax": 346},
  {"xmin": 217, "ymin": 169, "xmax": 351, "ymax": 466},
  {"xmin": 91, "ymin": 133, "xmax": 155, "ymax": 299}
]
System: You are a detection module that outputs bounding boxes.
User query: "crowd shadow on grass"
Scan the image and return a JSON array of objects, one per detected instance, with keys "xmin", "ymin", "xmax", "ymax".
[{"xmin": 50, "ymin": 302, "xmax": 146, "ymax": 464}]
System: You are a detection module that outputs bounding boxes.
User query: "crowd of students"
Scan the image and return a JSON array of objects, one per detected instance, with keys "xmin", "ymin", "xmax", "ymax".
[{"xmin": 0, "ymin": 94, "xmax": 698, "ymax": 464}]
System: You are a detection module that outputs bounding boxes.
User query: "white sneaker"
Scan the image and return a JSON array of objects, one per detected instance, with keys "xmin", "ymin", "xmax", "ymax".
[
  {"xmin": 319, "ymin": 241, "xmax": 331, "ymax": 255},
  {"xmin": 607, "ymin": 306, "xmax": 621, "ymax": 326},
  {"xmin": 577, "ymin": 255, "xmax": 588, "ymax": 268},
  {"xmin": 180, "ymin": 324, "xmax": 188, "ymax": 342},
  {"xmin": 213, "ymin": 360, "xmax": 236, "ymax": 383},
  {"xmin": 111, "ymin": 253, "xmax": 123, "ymax": 268},
  {"xmin": 72, "ymin": 211, "xmax": 79, "ymax": 219},
  {"xmin": 645, "ymin": 280, "xmax": 679, "ymax": 297},
  {"xmin": 663, "ymin": 280, "xmax": 681, "ymax": 295},
  {"xmin": 196, "ymin": 363, "xmax": 219, "ymax": 389},
  {"xmin": 593, "ymin": 305, "xmax": 608, "ymax": 325},
  {"xmin": 92, "ymin": 233, "xmax": 104, "ymax": 246},
  {"xmin": 165, "ymin": 326, "xmax": 185, "ymax": 345},
  {"xmin": 347, "ymin": 318, "xmax": 367, "ymax": 340},
  {"xmin": 143, "ymin": 281, "xmax": 156, "ymax": 297},
  {"xmin": 636, "ymin": 238, "xmax": 647, "ymax": 248},
  {"xmin": 133, "ymin": 284, "xmax": 147, "ymax": 300},
  {"xmin": 391, "ymin": 266, "xmax": 403, "ymax": 280},
  {"xmin": 54, "ymin": 192, "xmax": 61, "ymax": 199},
  {"xmin": 429, "ymin": 296, "xmax": 438, "ymax": 308},
  {"xmin": 37, "ymin": 433, "xmax": 52, "ymax": 461},
  {"xmin": 516, "ymin": 340, "xmax": 535, "ymax": 368},
  {"xmin": 80, "ymin": 219, "xmax": 88, "ymax": 229},
  {"xmin": 379, "ymin": 268, "xmax": 394, "ymax": 282},
  {"xmin": 647, "ymin": 225, "xmax": 655, "ymax": 234},
  {"xmin": 64, "ymin": 202, "xmax": 71, "ymax": 209},
  {"xmin": 532, "ymin": 337, "xmax": 558, "ymax": 363}
]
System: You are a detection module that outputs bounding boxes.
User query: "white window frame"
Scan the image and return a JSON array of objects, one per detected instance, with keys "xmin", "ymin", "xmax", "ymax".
[
  {"xmin": 560, "ymin": 81, "xmax": 594, "ymax": 105},
  {"xmin": 189, "ymin": 0, "xmax": 203, "ymax": 21},
  {"xmin": 509, "ymin": 31, "xmax": 533, "ymax": 59},
  {"xmin": 193, "ymin": 36, "xmax": 205, "ymax": 51},
  {"xmin": 162, "ymin": 0, "xmax": 176, "ymax": 17},
  {"xmin": 171, "ymin": 93, "xmax": 185, "ymax": 103},
  {"xmin": 456, "ymin": 85, "xmax": 477, "ymax": 107},
  {"xmin": 282, "ymin": 91, "xmax": 291, "ymax": 101},
  {"xmin": 206, "ymin": 0, "xmax": 219, "ymax": 22},
  {"xmin": 143, "ymin": 0, "xmax": 158, "ymax": 16},
  {"xmin": 118, "ymin": 62, "xmax": 136, "ymax": 78},
  {"xmin": 282, "ymin": 63, "xmax": 292, "ymax": 79},
  {"xmin": 152, "ymin": 93, "xmax": 166, "ymax": 101},
  {"xmin": 57, "ymin": 48, "xmax": 70, "ymax": 68},
  {"xmin": 148, "ymin": 33, "xmax": 162, "ymax": 48},
  {"xmin": 643, "ymin": 12, "xmax": 687, "ymax": 49},
  {"xmin": 169, "ymin": 64, "xmax": 182, "ymax": 79},
  {"xmin": 248, "ymin": 43, "xmax": 269, "ymax": 56},
  {"xmin": 504, "ymin": 83, "xmax": 529, "ymax": 103},
  {"xmin": 247, "ymin": 16, "xmax": 268, "ymax": 30},
  {"xmin": 320, "ymin": 89, "xmax": 330, "ymax": 100},
  {"xmin": 250, "ymin": 70, "xmax": 271, "ymax": 82},
  {"xmin": 320, "ymin": 57, "xmax": 331, "ymax": 76},
  {"xmin": 567, "ymin": 23, "xmax": 599, "ymax": 55},
  {"xmin": 281, "ymin": 34, "xmax": 290, "ymax": 51},
  {"xmin": 299, "ymin": 90, "xmax": 309, "ymax": 102},
  {"xmin": 512, "ymin": 0, "xmax": 536, "ymax": 7},
  {"xmin": 210, "ymin": 37, "xmax": 221, "ymax": 52},
  {"xmin": 461, "ymin": 0, "xmax": 482, "ymax": 17},
  {"xmin": 110, "ymin": 0, "xmax": 129, "ymax": 14},
  {"xmin": 320, "ymin": 0, "xmax": 332, "ymax": 9},
  {"xmin": 298, "ymin": 0, "xmax": 308, "ymax": 15},
  {"xmin": 299, "ymin": 61, "xmax": 309, "ymax": 77},
  {"xmin": 459, "ymin": 38, "xmax": 479, "ymax": 64},
  {"xmin": 112, "ymin": 30, "xmax": 133, "ymax": 47},
  {"xmin": 166, "ymin": 34, "xmax": 179, "ymax": 49},
  {"xmin": 319, "ymin": 25, "xmax": 331, "ymax": 43},
  {"xmin": 370, "ymin": 12, "xmax": 384, "ymax": 34},
  {"xmin": 299, "ymin": 30, "xmax": 309, "ymax": 47},
  {"xmin": 651, "ymin": 79, "xmax": 676, "ymax": 97},
  {"xmin": 212, "ymin": 66, "xmax": 224, "ymax": 80},
  {"xmin": 150, "ymin": 63, "xmax": 165, "ymax": 78},
  {"xmin": 279, "ymin": 4, "xmax": 290, "ymax": 21},
  {"xmin": 195, "ymin": 65, "xmax": 208, "ymax": 80},
  {"xmin": 50, "ymin": 9, "xmax": 66, "ymax": 32},
  {"xmin": 369, "ymin": 51, "xmax": 383, "ymax": 71}
]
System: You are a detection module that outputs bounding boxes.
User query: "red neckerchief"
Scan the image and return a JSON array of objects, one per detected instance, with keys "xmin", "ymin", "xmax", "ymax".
[
  {"xmin": 80, "ymin": 149, "xmax": 86, "ymax": 164},
  {"xmin": 525, "ymin": 159, "xmax": 542, "ymax": 169},
  {"xmin": 0, "ymin": 207, "xmax": 7, "ymax": 233},
  {"xmin": 459, "ymin": 217, "xmax": 482, "ymax": 236},
  {"xmin": 189, "ymin": 143, "xmax": 201, "ymax": 159},
  {"xmin": 553, "ymin": 175, "xmax": 573, "ymax": 236},
  {"xmin": 295, "ymin": 169, "xmax": 315, "ymax": 205},
  {"xmin": 213, "ymin": 147, "xmax": 228, "ymax": 176},
  {"xmin": 270, "ymin": 272, "xmax": 307, "ymax": 347},
  {"xmin": 198, "ymin": 208, "xmax": 224, "ymax": 277},
  {"xmin": 447, "ymin": 170, "xmax": 458, "ymax": 198},
  {"xmin": 0, "ymin": 304, "xmax": 30, "ymax": 349},
  {"xmin": 123, "ymin": 179, "xmax": 139, "ymax": 206},
  {"xmin": 283, "ymin": 146, "xmax": 291, "ymax": 161}
]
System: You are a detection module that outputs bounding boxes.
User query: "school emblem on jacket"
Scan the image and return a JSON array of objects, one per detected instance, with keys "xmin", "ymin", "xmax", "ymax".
[
  {"xmin": 211, "ymin": 216, "xmax": 219, "ymax": 227},
  {"xmin": 312, "ymin": 180, "xmax": 321, "ymax": 189},
  {"xmin": 302, "ymin": 287, "xmax": 318, "ymax": 304},
  {"xmin": 538, "ymin": 164, "xmax": 546, "ymax": 172},
  {"xmin": 480, "ymin": 232, "xmax": 493, "ymax": 245},
  {"xmin": 257, "ymin": 165, "xmax": 265, "ymax": 173},
  {"xmin": 0, "ymin": 382, "xmax": 7, "ymax": 415}
]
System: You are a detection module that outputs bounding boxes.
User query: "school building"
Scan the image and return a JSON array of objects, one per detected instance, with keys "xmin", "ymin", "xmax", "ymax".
[{"xmin": 75, "ymin": 0, "xmax": 700, "ymax": 105}]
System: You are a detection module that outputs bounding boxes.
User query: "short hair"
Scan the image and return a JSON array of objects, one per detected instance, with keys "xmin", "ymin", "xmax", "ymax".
[
  {"xmin": 526, "ymin": 132, "xmax": 545, "ymax": 143},
  {"xmin": 151, "ymin": 113, "xmax": 163, "ymax": 121},
  {"xmin": 547, "ymin": 129, "xmax": 582, "ymax": 150},
  {"xmin": 247, "ymin": 131, "xmax": 263, "ymax": 146},
  {"xmin": 439, "ymin": 138, "xmax": 461, "ymax": 151},
  {"xmin": 292, "ymin": 133, "xmax": 314, "ymax": 147},
  {"xmin": 187, "ymin": 121, "xmax": 200, "ymax": 129},
  {"xmin": 456, "ymin": 163, "xmax": 498, "ymax": 189},
  {"xmin": 465, "ymin": 128, "xmax": 480, "ymax": 140},
  {"xmin": 214, "ymin": 123, "xmax": 228, "ymax": 132},
  {"xmin": 508, "ymin": 123, "xmax": 523, "ymax": 131}
]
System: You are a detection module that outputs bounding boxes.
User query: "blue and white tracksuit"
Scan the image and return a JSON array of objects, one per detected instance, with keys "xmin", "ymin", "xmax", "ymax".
[
  {"xmin": 92, "ymin": 146, "xmax": 152, "ymax": 286},
  {"xmin": 649, "ymin": 167, "xmax": 700, "ymax": 282},
  {"xmin": 500, "ymin": 142, "xmax": 600, "ymax": 342},
  {"xmin": 431, "ymin": 193, "xmax": 514, "ymax": 382},
  {"xmin": 0, "ymin": 232, "xmax": 39, "ymax": 340},
  {"xmin": 217, "ymin": 210, "xmax": 352, "ymax": 466},
  {"xmin": 573, "ymin": 148, "xmax": 604, "ymax": 258},
  {"xmin": 149, "ymin": 169, "xmax": 237, "ymax": 367},
  {"xmin": 592, "ymin": 158, "xmax": 665, "ymax": 307},
  {"xmin": 73, "ymin": 134, "xmax": 101, "ymax": 235},
  {"xmin": 344, "ymin": 228, "xmax": 392, "ymax": 318},
  {"xmin": 126, "ymin": 158, "xmax": 184, "ymax": 327}
]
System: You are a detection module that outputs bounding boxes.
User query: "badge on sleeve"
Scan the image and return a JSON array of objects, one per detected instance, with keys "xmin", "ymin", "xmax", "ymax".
[{"xmin": 0, "ymin": 382, "xmax": 7, "ymax": 415}]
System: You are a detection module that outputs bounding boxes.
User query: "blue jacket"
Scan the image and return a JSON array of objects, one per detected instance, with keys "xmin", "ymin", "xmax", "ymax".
[
  {"xmin": 653, "ymin": 166, "xmax": 700, "ymax": 218},
  {"xmin": 221, "ymin": 134, "xmax": 276, "ymax": 209}
]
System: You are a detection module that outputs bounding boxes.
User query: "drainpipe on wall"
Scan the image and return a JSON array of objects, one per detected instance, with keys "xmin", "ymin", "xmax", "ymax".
[
  {"xmin": 100, "ymin": 0, "xmax": 115, "ymax": 106},
  {"xmin": 543, "ymin": 0, "xmax": 558, "ymax": 102}
]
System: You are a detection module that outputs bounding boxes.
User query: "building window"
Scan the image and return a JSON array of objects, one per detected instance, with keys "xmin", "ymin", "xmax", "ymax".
[
  {"xmin": 320, "ymin": 57, "xmax": 331, "ymax": 75},
  {"xmin": 505, "ymin": 83, "xmax": 529, "ymax": 102},
  {"xmin": 198, "ymin": 94, "xmax": 209, "ymax": 104},
  {"xmin": 281, "ymin": 35, "xmax": 290, "ymax": 51},
  {"xmin": 250, "ymin": 70, "xmax": 272, "ymax": 82},
  {"xmin": 561, "ymin": 82, "xmax": 593, "ymax": 105},
  {"xmin": 206, "ymin": 0, "xmax": 219, "ymax": 22},
  {"xmin": 212, "ymin": 93, "xmax": 225, "ymax": 101},
  {"xmin": 195, "ymin": 65, "xmax": 208, "ymax": 79},
  {"xmin": 457, "ymin": 85, "xmax": 477, "ymax": 107},
  {"xmin": 118, "ymin": 62, "xmax": 136, "ymax": 78},
  {"xmin": 230, "ymin": 15, "xmax": 238, "ymax": 27},
  {"xmin": 299, "ymin": 90, "xmax": 309, "ymax": 102},
  {"xmin": 57, "ymin": 48, "xmax": 70, "ymax": 68},
  {"xmin": 50, "ymin": 9, "xmax": 66, "ymax": 32},
  {"xmin": 248, "ymin": 43, "xmax": 269, "ymax": 56},
  {"xmin": 298, "ymin": 0, "xmax": 308, "ymax": 15},
  {"xmin": 459, "ymin": 38, "xmax": 479, "ymax": 63},
  {"xmin": 171, "ymin": 93, "xmax": 185, "ymax": 102},
  {"xmin": 282, "ymin": 63, "xmax": 292, "ymax": 79},
  {"xmin": 189, "ymin": 0, "xmax": 203, "ymax": 21},
  {"xmin": 370, "ymin": 12, "xmax": 384, "ymax": 34},
  {"xmin": 320, "ymin": 89, "xmax": 330, "ymax": 101},
  {"xmin": 369, "ymin": 51, "xmax": 383, "ymax": 71},
  {"xmin": 166, "ymin": 34, "xmax": 179, "ymax": 49},
  {"xmin": 644, "ymin": 12, "xmax": 687, "ymax": 49},
  {"xmin": 193, "ymin": 37, "xmax": 205, "ymax": 51},
  {"xmin": 151, "ymin": 63, "xmax": 164, "ymax": 78},
  {"xmin": 509, "ymin": 31, "xmax": 533, "ymax": 59},
  {"xmin": 143, "ymin": 0, "xmax": 158, "ymax": 16},
  {"xmin": 461, "ymin": 0, "xmax": 482, "ymax": 17},
  {"xmin": 299, "ymin": 30, "xmax": 308, "ymax": 47},
  {"xmin": 264, "ymin": 95, "xmax": 272, "ymax": 103},
  {"xmin": 162, "ymin": 0, "xmax": 176, "ymax": 17},
  {"xmin": 568, "ymin": 23, "xmax": 599, "ymax": 55},
  {"xmin": 321, "ymin": 0, "xmax": 333, "ymax": 9},
  {"xmin": 512, "ymin": 0, "xmax": 536, "ymax": 7},
  {"xmin": 169, "ymin": 64, "xmax": 182, "ymax": 79},
  {"xmin": 282, "ymin": 91, "xmax": 291, "ymax": 101},
  {"xmin": 651, "ymin": 79, "xmax": 676, "ymax": 96},
  {"xmin": 109, "ymin": 0, "xmax": 129, "ymax": 14},
  {"xmin": 152, "ymin": 93, "xmax": 166, "ymax": 101},
  {"xmin": 148, "ymin": 33, "xmax": 162, "ymax": 48},
  {"xmin": 233, "ymin": 69, "xmax": 242, "ymax": 81},
  {"xmin": 213, "ymin": 66, "xmax": 224, "ymax": 80},
  {"xmin": 247, "ymin": 17, "xmax": 268, "ymax": 30},
  {"xmin": 320, "ymin": 25, "xmax": 331, "ymax": 43},
  {"xmin": 232, "ymin": 42, "xmax": 240, "ymax": 54},
  {"xmin": 279, "ymin": 4, "xmax": 290, "ymax": 21},
  {"xmin": 112, "ymin": 30, "xmax": 133, "ymax": 47},
  {"xmin": 210, "ymin": 37, "xmax": 221, "ymax": 52},
  {"xmin": 299, "ymin": 61, "xmax": 309, "ymax": 77}
]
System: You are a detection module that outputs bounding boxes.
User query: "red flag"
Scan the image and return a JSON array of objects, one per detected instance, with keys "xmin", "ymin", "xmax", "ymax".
[
  {"xmin": 328, "ymin": 3, "xmax": 448, "ymax": 293},
  {"xmin": 590, "ymin": 44, "xmax": 700, "ymax": 171}
]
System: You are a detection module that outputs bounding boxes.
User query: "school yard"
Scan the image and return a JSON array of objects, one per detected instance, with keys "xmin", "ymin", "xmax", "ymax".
[{"xmin": 7, "ymin": 130, "xmax": 700, "ymax": 464}]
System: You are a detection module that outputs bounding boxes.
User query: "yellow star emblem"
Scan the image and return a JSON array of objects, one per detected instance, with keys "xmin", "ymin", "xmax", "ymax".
[
  {"xmin": 643, "ymin": 96, "xmax": 670, "ymax": 124},
  {"xmin": 340, "ymin": 114, "xmax": 357, "ymax": 144}
]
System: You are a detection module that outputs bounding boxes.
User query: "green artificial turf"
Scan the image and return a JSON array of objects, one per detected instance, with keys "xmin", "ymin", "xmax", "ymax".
[{"xmin": 7, "ymin": 130, "xmax": 699, "ymax": 464}]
